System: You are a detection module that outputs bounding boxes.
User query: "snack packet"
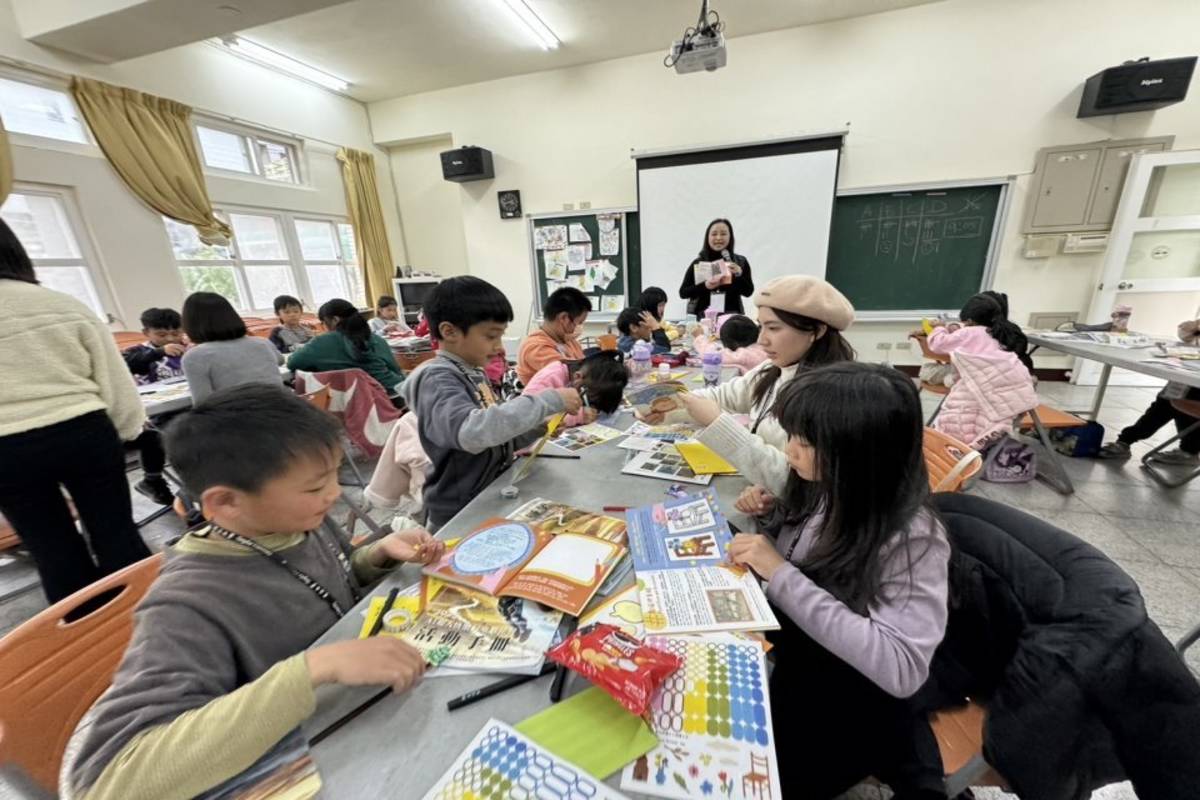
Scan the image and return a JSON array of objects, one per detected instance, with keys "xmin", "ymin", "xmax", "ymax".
[{"xmin": 546, "ymin": 623, "xmax": 680, "ymax": 716}]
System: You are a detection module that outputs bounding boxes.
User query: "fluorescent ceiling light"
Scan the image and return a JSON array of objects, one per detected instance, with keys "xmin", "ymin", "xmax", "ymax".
[
  {"xmin": 219, "ymin": 36, "xmax": 350, "ymax": 92},
  {"xmin": 499, "ymin": 0, "xmax": 561, "ymax": 50}
]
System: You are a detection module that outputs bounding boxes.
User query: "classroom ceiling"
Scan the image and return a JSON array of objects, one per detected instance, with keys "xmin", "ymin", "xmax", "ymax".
[{"xmin": 240, "ymin": 0, "xmax": 943, "ymax": 102}]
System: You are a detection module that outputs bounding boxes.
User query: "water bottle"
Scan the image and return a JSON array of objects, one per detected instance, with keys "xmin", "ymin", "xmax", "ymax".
[
  {"xmin": 631, "ymin": 340, "xmax": 652, "ymax": 378},
  {"xmin": 702, "ymin": 349, "xmax": 723, "ymax": 387},
  {"xmin": 704, "ymin": 307, "xmax": 720, "ymax": 330},
  {"xmin": 658, "ymin": 362, "xmax": 671, "ymax": 382}
]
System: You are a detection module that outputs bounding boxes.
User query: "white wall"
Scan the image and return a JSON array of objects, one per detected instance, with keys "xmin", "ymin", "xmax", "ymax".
[
  {"xmin": 0, "ymin": 0, "xmax": 406, "ymax": 326},
  {"xmin": 387, "ymin": 136, "xmax": 469, "ymax": 276},
  {"xmin": 369, "ymin": 0, "xmax": 1200, "ymax": 366}
]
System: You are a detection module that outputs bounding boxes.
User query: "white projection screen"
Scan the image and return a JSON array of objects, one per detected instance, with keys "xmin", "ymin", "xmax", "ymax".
[{"xmin": 635, "ymin": 136, "xmax": 843, "ymax": 319}]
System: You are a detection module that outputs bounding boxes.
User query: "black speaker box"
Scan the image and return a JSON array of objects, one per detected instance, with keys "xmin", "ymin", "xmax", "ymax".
[
  {"xmin": 1077, "ymin": 57, "xmax": 1196, "ymax": 117},
  {"xmin": 440, "ymin": 146, "xmax": 495, "ymax": 182}
]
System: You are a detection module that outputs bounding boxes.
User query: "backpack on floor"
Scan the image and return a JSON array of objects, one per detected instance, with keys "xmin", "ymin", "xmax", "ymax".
[
  {"xmin": 1049, "ymin": 421, "xmax": 1106, "ymax": 458},
  {"xmin": 983, "ymin": 436, "xmax": 1037, "ymax": 483}
]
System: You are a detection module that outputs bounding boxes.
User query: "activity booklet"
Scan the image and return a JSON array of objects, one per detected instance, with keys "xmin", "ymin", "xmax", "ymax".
[
  {"xmin": 620, "ymin": 633, "xmax": 781, "ymax": 800},
  {"xmin": 693, "ymin": 259, "xmax": 733, "ymax": 286},
  {"xmin": 422, "ymin": 518, "xmax": 626, "ymax": 617},
  {"xmin": 508, "ymin": 497, "xmax": 627, "ymax": 544},
  {"xmin": 625, "ymin": 491, "xmax": 778, "ymax": 635},
  {"xmin": 621, "ymin": 444, "xmax": 713, "ymax": 485},
  {"xmin": 423, "ymin": 719, "xmax": 628, "ymax": 800},
  {"xmin": 625, "ymin": 381, "xmax": 688, "ymax": 417}
]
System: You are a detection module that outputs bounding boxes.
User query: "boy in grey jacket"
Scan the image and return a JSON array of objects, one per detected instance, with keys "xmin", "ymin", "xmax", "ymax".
[{"xmin": 400, "ymin": 277, "xmax": 581, "ymax": 529}]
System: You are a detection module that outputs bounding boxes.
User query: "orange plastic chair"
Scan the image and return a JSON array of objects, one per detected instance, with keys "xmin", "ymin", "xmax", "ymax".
[
  {"xmin": 1016, "ymin": 405, "xmax": 1084, "ymax": 495},
  {"xmin": 931, "ymin": 701, "xmax": 1008, "ymax": 795},
  {"xmin": 598, "ymin": 333, "xmax": 618, "ymax": 351},
  {"xmin": 924, "ymin": 428, "xmax": 982, "ymax": 493},
  {"xmin": 111, "ymin": 331, "xmax": 145, "ymax": 351},
  {"xmin": 0, "ymin": 554, "xmax": 164, "ymax": 792}
]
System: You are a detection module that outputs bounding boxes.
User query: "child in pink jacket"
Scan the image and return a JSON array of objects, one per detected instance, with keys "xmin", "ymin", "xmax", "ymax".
[
  {"xmin": 522, "ymin": 352, "xmax": 629, "ymax": 427},
  {"xmin": 692, "ymin": 314, "xmax": 769, "ymax": 375},
  {"xmin": 926, "ymin": 293, "xmax": 1032, "ymax": 374}
]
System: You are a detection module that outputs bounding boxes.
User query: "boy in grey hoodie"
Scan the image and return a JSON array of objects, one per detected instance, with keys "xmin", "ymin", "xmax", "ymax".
[{"xmin": 400, "ymin": 277, "xmax": 581, "ymax": 529}]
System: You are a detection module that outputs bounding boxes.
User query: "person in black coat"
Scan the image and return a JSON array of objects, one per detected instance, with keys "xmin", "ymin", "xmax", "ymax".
[
  {"xmin": 678, "ymin": 218, "xmax": 753, "ymax": 316},
  {"xmin": 919, "ymin": 493, "xmax": 1200, "ymax": 800}
]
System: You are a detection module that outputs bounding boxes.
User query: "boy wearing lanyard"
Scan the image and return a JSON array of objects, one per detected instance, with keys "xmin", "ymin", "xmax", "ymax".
[{"xmin": 67, "ymin": 385, "xmax": 445, "ymax": 800}]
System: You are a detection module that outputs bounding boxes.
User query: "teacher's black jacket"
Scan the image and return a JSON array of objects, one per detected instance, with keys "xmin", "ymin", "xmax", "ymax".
[
  {"xmin": 678, "ymin": 254, "xmax": 753, "ymax": 316},
  {"xmin": 918, "ymin": 493, "xmax": 1200, "ymax": 800}
]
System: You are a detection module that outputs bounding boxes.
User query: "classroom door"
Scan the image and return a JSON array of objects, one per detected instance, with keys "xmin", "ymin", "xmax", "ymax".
[{"xmin": 1077, "ymin": 149, "xmax": 1200, "ymax": 386}]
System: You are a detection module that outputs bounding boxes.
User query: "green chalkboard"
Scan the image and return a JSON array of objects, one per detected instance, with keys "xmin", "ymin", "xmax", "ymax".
[
  {"xmin": 528, "ymin": 208, "xmax": 639, "ymax": 319},
  {"xmin": 826, "ymin": 184, "xmax": 1005, "ymax": 312}
]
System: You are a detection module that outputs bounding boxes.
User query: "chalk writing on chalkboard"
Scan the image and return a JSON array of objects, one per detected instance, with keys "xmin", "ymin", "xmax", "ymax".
[{"xmin": 854, "ymin": 194, "xmax": 987, "ymax": 264}]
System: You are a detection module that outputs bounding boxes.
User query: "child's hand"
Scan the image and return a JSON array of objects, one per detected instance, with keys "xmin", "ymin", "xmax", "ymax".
[
  {"xmin": 638, "ymin": 311, "xmax": 661, "ymax": 331},
  {"xmin": 162, "ymin": 343, "xmax": 186, "ymax": 357},
  {"xmin": 556, "ymin": 388, "xmax": 583, "ymax": 414},
  {"xmin": 637, "ymin": 409, "xmax": 666, "ymax": 425},
  {"xmin": 734, "ymin": 485, "xmax": 774, "ymax": 516},
  {"xmin": 728, "ymin": 533, "xmax": 786, "ymax": 581},
  {"xmin": 378, "ymin": 528, "xmax": 444, "ymax": 564},
  {"xmin": 307, "ymin": 638, "xmax": 426, "ymax": 691},
  {"xmin": 677, "ymin": 392, "xmax": 721, "ymax": 427},
  {"xmin": 578, "ymin": 407, "xmax": 598, "ymax": 425}
]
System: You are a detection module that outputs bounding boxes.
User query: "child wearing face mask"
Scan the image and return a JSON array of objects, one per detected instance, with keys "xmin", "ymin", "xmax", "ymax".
[{"xmin": 516, "ymin": 287, "xmax": 591, "ymax": 384}]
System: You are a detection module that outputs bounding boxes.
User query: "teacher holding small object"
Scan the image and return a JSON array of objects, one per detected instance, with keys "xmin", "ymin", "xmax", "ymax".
[{"xmin": 679, "ymin": 218, "xmax": 753, "ymax": 317}]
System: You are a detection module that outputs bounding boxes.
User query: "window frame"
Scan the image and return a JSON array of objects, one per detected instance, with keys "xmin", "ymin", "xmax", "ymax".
[
  {"xmin": 192, "ymin": 117, "xmax": 306, "ymax": 186},
  {"xmin": 168, "ymin": 206, "xmax": 363, "ymax": 314},
  {"xmin": 0, "ymin": 68, "xmax": 96, "ymax": 154},
  {"xmin": 3, "ymin": 184, "xmax": 118, "ymax": 321}
]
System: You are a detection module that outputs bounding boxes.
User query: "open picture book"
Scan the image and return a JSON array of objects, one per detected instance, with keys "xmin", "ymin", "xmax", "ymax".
[
  {"xmin": 422, "ymin": 517, "xmax": 626, "ymax": 617},
  {"xmin": 693, "ymin": 259, "xmax": 733, "ymax": 285},
  {"xmin": 625, "ymin": 381, "xmax": 688, "ymax": 416}
]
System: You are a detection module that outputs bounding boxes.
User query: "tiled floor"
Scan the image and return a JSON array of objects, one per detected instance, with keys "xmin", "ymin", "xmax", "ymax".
[{"xmin": 1, "ymin": 382, "xmax": 1195, "ymax": 800}]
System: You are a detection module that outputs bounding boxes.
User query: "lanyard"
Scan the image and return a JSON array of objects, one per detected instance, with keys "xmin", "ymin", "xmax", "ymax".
[
  {"xmin": 205, "ymin": 523, "xmax": 352, "ymax": 618},
  {"xmin": 446, "ymin": 356, "xmax": 496, "ymax": 408}
]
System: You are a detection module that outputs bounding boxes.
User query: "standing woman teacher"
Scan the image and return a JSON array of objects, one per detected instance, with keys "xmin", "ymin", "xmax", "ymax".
[{"xmin": 679, "ymin": 218, "xmax": 754, "ymax": 316}]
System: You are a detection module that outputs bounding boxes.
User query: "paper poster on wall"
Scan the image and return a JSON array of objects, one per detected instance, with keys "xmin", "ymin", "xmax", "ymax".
[
  {"xmin": 587, "ymin": 259, "xmax": 618, "ymax": 290},
  {"xmin": 534, "ymin": 224, "xmax": 568, "ymax": 250},
  {"xmin": 588, "ymin": 295, "xmax": 601, "ymax": 312},
  {"xmin": 569, "ymin": 273, "xmax": 595, "ymax": 292},
  {"xmin": 601, "ymin": 295, "xmax": 624, "ymax": 313},
  {"xmin": 597, "ymin": 214, "xmax": 618, "ymax": 233},
  {"xmin": 567, "ymin": 244, "xmax": 591, "ymax": 271},
  {"xmin": 544, "ymin": 249, "xmax": 568, "ymax": 279},
  {"xmin": 546, "ymin": 279, "xmax": 568, "ymax": 296},
  {"xmin": 599, "ymin": 228, "xmax": 620, "ymax": 256},
  {"xmin": 568, "ymin": 223, "xmax": 592, "ymax": 243}
]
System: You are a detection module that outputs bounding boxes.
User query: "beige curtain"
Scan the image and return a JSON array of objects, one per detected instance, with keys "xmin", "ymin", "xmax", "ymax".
[
  {"xmin": 0, "ymin": 115, "xmax": 12, "ymax": 205},
  {"xmin": 70, "ymin": 77, "xmax": 230, "ymax": 244},
  {"xmin": 337, "ymin": 147, "xmax": 395, "ymax": 304}
]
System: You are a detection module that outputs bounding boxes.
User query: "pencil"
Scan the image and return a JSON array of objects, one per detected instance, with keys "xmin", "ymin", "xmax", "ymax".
[
  {"xmin": 525, "ymin": 453, "xmax": 581, "ymax": 460},
  {"xmin": 447, "ymin": 662, "xmax": 557, "ymax": 711},
  {"xmin": 602, "ymin": 505, "xmax": 629, "ymax": 512}
]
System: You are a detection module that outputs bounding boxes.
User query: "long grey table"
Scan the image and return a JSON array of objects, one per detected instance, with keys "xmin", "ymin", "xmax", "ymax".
[
  {"xmin": 1027, "ymin": 332, "xmax": 1200, "ymax": 419},
  {"xmin": 305, "ymin": 394, "xmax": 755, "ymax": 797}
]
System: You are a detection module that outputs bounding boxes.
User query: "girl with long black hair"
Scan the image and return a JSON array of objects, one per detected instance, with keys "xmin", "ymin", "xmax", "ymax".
[
  {"xmin": 674, "ymin": 275, "xmax": 856, "ymax": 495},
  {"xmin": 927, "ymin": 292, "xmax": 1032, "ymax": 372},
  {"xmin": 678, "ymin": 218, "xmax": 754, "ymax": 316},
  {"xmin": 728, "ymin": 362, "xmax": 950, "ymax": 799},
  {"xmin": 287, "ymin": 298, "xmax": 405, "ymax": 394}
]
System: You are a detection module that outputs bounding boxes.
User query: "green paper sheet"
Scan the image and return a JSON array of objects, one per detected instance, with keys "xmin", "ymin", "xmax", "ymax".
[{"xmin": 515, "ymin": 687, "xmax": 659, "ymax": 780}]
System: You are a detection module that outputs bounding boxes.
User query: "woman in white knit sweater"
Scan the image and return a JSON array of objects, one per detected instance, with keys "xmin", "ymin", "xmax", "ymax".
[
  {"xmin": 674, "ymin": 275, "xmax": 857, "ymax": 498},
  {"xmin": 0, "ymin": 220, "xmax": 151, "ymax": 602}
]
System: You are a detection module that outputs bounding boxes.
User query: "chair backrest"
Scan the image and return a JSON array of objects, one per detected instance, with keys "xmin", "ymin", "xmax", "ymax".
[
  {"xmin": 111, "ymin": 331, "xmax": 144, "ymax": 351},
  {"xmin": 1170, "ymin": 398, "xmax": 1200, "ymax": 420},
  {"xmin": 303, "ymin": 385, "xmax": 332, "ymax": 412},
  {"xmin": 924, "ymin": 427, "xmax": 982, "ymax": 492},
  {"xmin": 597, "ymin": 333, "xmax": 618, "ymax": 351},
  {"xmin": 0, "ymin": 554, "xmax": 164, "ymax": 792}
]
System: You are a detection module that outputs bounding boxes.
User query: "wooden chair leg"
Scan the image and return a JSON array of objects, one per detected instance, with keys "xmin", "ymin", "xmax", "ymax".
[{"xmin": 1141, "ymin": 419, "xmax": 1200, "ymax": 489}]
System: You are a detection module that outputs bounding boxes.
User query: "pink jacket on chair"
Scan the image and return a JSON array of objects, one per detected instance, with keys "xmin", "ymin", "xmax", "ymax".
[
  {"xmin": 933, "ymin": 351, "xmax": 1038, "ymax": 450},
  {"xmin": 364, "ymin": 411, "xmax": 430, "ymax": 514}
]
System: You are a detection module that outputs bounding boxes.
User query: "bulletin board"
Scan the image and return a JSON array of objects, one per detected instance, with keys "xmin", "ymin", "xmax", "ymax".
[{"xmin": 527, "ymin": 207, "xmax": 639, "ymax": 321}]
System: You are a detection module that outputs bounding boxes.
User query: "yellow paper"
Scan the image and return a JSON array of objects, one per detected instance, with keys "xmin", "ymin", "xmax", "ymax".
[
  {"xmin": 511, "ymin": 412, "xmax": 567, "ymax": 483},
  {"xmin": 515, "ymin": 687, "xmax": 659, "ymax": 780},
  {"xmin": 674, "ymin": 440, "xmax": 738, "ymax": 475},
  {"xmin": 921, "ymin": 318, "xmax": 935, "ymax": 336},
  {"xmin": 358, "ymin": 594, "xmax": 423, "ymax": 638}
]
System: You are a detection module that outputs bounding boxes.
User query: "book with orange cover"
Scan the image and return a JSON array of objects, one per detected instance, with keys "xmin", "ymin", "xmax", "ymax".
[{"xmin": 422, "ymin": 517, "xmax": 626, "ymax": 617}]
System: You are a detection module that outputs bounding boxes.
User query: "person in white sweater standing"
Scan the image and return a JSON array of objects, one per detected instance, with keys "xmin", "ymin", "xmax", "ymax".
[
  {"xmin": 0, "ymin": 220, "xmax": 151, "ymax": 603},
  {"xmin": 180, "ymin": 292, "xmax": 284, "ymax": 404},
  {"xmin": 673, "ymin": 275, "xmax": 857, "ymax": 497}
]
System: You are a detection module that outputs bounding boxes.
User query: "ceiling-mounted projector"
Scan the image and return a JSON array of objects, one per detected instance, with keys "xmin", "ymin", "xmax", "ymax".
[{"xmin": 665, "ymin": 1, "xmax": 727, "ymax": 74}]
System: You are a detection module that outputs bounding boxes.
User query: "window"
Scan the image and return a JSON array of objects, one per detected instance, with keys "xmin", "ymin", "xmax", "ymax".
[
  {"xmin": 0, "ymin": 77, "xmax": 89, "ymax": 144},
  {"xmin": 195, "ymin": 123, "xmax": 302, "ymax": 184},
  {"xmin": 1, "ymin": 191, "xmax": 105, "ymax": 317},
  {"xmin": 166, "ymin": 211, "xmax": 363, "ymax": 313},
  {"xmin": 296, "ymin": 219, "xmax": 364, "ymax": 308}
]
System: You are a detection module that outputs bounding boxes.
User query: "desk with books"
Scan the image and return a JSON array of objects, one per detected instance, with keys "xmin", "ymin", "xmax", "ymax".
[{"xmin": 305, "ymin": 387, "xmax": 763, "ymax": 798}]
